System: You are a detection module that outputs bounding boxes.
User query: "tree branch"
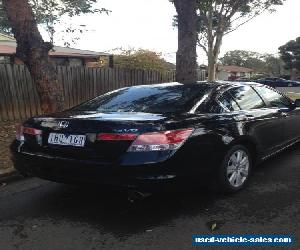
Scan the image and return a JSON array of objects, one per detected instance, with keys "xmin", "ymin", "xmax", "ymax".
[
  {"xmin": 224, "ymin": 6, "xmax": 268, "ymax": 35},
  {"xmin": 197, "ymin": 39, "xmax": 208, "ymax": 55}
]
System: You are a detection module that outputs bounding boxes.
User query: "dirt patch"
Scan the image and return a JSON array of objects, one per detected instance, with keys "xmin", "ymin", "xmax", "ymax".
[{"xmin": 0, "ymin": 122, "xmax": 20, "ymax": 174}]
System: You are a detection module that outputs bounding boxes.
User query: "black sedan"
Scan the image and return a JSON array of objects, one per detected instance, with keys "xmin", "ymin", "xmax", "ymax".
[
  {"xmin": 11, "ymin": 82, "xmax": 300, "ymax": 193},
  {"xmin": 256, "ymin": 77, "xmax": 300, "ymax": 87}
]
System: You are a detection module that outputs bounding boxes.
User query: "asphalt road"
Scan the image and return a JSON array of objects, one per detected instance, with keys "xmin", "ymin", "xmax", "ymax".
[{"xmin": 0, "ymin": 145, "xmax": 300, "ymax": 250}]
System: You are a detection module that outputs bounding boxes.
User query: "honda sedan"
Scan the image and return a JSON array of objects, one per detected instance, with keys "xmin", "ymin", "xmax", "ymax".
[{"xmin": 11, "ymin": 82, "xmax": 300, "ymax": 193}]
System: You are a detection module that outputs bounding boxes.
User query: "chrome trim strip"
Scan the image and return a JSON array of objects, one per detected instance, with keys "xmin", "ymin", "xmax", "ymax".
[
  {"xmin": 262, "ymin": 138, "xmax": 300, "ymax": 160},
  {"xmin": 189, "ymin": 94, "xmax": 210, "ymax": 114}
]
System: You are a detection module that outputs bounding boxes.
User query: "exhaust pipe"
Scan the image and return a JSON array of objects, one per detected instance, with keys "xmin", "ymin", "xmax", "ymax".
[{"xmin": 127, "ymin": 190, "xmax": 151, "ymax": 202}]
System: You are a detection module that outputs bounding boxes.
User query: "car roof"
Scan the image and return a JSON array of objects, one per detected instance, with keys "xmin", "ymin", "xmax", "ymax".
[
  {"xmin": 206, "ymin": 80, "xmax": 264, "ymax": 88},
  {"xmin": 124, "ymin": 81, "xmax": 265, "ymax": 90},
  {"xmin": 182, "ymin": 80, "xmax": 265, "ymax": 88}
]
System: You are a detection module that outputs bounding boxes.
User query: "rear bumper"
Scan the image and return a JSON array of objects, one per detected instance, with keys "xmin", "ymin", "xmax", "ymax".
[
  {"xmin": 12, "ymin": 153, "xmax": 176, "ymax": 191},
  {"xmin": 10, "ymin": 140, "xmax": 217, "ymax": 191},
  {"xmin": 12, "ymin": 152, "xmax": 212, "ymax": 193}
]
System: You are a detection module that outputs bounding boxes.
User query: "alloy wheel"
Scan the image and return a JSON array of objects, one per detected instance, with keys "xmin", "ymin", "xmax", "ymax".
[{"xmin": 226, "ymin": 149, "xmax": 250, "ymax": 188}]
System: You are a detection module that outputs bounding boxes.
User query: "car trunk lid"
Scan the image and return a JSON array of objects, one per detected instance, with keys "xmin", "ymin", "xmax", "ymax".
[{"xmin": 22, "ymin": 111, "xmax": 169, "ymax": 162}]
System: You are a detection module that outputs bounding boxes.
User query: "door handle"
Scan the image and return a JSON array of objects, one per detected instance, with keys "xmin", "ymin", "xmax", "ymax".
[
  {"xmin": 246, "ymin": 115, "xmax": 255, "ymax": 121},
  {"xmin": 234, "ymin": 114, "xmax": 254, "ymax": 121}
]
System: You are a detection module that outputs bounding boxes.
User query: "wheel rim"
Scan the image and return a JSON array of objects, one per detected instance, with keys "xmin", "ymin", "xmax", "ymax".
[{"xmin": 226, "ymin": 149, "xmax": 250, "ymax": 188}]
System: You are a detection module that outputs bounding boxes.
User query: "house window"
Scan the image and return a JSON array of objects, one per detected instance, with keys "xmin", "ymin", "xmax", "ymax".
[
  {"xmin": 52, "ymin": 57, "xmax": 69, "ymax": 66},
  {"xmin": 0, "ymin": 56, "xmax": 11, "ymax": 64},
  {"xmin": 68, "ymin": 58, "xmax": 84, "ymax": 66},
  {"xmin": 51, "ymin": 57, "xmax": 83, "ymax": 66}
]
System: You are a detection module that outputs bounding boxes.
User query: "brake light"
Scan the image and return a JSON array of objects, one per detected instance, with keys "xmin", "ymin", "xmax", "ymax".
[
  {"xmin": 23, "ymin": 127, "xmax": 42, "ymax": 135},
  {"xmin": 128, "ymin": 128, "xmax": 194, "ymax": 152},
  {"xmin": 16, "ymin": 126, "xmax": 42, "ymax": 141},
  {"xmin": 97, "ymin": 133, "xmax": 138, "ymax": 141}
]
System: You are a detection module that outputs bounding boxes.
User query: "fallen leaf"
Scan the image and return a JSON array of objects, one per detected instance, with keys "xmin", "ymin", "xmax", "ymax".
[
  {"xmin": 0, "ymin": 183, "xmax": 7, "ymax": 189},
  {"xmin": 206, "ymin": 220, "xmax": 225, "ymax": 232},
  {"xmin": 211, "ymin": 223, "xmax": 217, "ymax": 232}
]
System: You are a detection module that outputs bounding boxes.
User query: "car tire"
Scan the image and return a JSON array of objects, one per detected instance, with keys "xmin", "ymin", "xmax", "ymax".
[{"xmin": 217, "ymin": 145, "xmax": 252, "ymax": 194}]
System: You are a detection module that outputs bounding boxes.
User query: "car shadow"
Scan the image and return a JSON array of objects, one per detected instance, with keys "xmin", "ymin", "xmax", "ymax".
[{"xmin": 27, "ymin": 183, "xmax": 221, "ymax": 237}]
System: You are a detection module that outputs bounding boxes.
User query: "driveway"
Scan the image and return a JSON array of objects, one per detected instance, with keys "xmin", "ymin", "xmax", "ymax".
[{"xmin": 0, "ymin": 144, "xmax": 300, "ymax": 250}]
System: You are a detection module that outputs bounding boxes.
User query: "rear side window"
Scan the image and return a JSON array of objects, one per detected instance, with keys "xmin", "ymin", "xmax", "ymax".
[
  {"xmin": 228, "ymin": 86, "xmax": 266, "ymax": 110},
  {"xmin": 197, "ymin": 91, "xmax": 240, "ymax": 113},
  {"xmin": 254, "ymin": 86, "xmax": 291, "ymax": 108}
]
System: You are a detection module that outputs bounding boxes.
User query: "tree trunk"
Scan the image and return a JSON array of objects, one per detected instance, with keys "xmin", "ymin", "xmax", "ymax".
[
  {"xmin": 291, "ymin": 68, "xmax": 299, "ymax": 80},
  {"xmin": 207, "ymin": 56, "xmax": 217, "ymax": 81},
  {"xmin": 206, "ymin": 7, "xmax": 216, "ymax": 81},
  {"xmin": 3, "ymin": 0, "xmax": 64, "ymax": 114},
  {"xmin": 174, "ymin": 0, "xmax": 198, "ymax": 84},
  {"xmin": 207, "ymin": 35, "xmax": 223, "ymax": 81}
]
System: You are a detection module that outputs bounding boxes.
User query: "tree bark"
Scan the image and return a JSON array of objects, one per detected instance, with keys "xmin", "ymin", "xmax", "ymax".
[
  {"xmin": 207, "ymin": 38, "xmax": 223, "ymax": 81},
  {"xmin": 3, "ymin": 0, "xmax": 64, "ymax": 114},
  {"xmin": 207, "ymin": 53, "xmax": 217, "ymax": 81},
  {"xmin": 207, "ymin": 25, "xmax": 224, "ymax": 80},
  {"xmin": 174, "ymin": 0, "xmax": 198, "ymax": 84},
  {"xmin": 291, "ymin": 68, "xmax": 299, "ymax": 80},
  {"xmin": 206, "ymin": 7, "xmax": 216, "ymax": 81}
]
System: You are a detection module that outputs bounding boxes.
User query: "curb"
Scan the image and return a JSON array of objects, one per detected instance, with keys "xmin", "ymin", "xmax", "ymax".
[{"xmin": 0, "ymin": 170, "xmax": 24, "ymax": 184}]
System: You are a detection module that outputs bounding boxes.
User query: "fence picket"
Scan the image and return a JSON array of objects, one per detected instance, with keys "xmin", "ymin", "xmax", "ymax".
[{"xmin": 0, "ymin": 65, "xmax": 178, "ymax": 121}]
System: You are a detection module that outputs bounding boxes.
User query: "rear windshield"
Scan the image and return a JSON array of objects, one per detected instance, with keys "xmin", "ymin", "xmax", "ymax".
[{"xmin": 72, "ymin": 83, "xmax": 213, "ymax": 114}]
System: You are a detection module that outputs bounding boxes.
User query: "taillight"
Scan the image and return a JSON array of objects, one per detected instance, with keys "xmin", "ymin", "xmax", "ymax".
[
  {"xmin": 16, "ymin": 126, "xmax": 42, "ymax": 141},
  {"xmin": 97, "ymin": 133, "xmax": 138, "ymax": 141},
  {"xmin": 23, "ymin": 127, "xmax": 42, "ymax": 135},
  {"xmin": 128, "ymin": 128, "xmax": 194, "ymax": 152}
]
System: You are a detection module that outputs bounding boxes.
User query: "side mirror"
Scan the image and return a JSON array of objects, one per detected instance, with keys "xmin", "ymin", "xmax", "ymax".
[{"xmin": 295, "ymin": 99, "xmax": 300, "ymax": 108}]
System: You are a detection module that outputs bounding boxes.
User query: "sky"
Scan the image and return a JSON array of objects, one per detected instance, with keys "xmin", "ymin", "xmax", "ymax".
[{"xmin": 50, "ymin": 0, "xmax": 300, "ymax": 64}]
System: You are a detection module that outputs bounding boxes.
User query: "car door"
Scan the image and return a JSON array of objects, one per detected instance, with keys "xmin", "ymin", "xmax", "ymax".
[
  {"xmin": 228, "ymin": 86, "xmax": 284, "ymax": 154},
  {"xmin": 254, "ymin": 85, "xmax": 300, "ymax": 144},
  {"xmin": 283, "ymin": 105, "xmax": 300, "ymax": 143}
]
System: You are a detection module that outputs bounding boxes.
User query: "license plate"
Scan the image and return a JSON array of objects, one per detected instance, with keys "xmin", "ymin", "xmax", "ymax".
[{"xmin": 48, "ymin": 133, "xmax": 86, "ymax": 147}]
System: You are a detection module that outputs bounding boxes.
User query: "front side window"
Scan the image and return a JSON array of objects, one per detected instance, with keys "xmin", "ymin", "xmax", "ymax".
[
  {"xmin": 253, "ymin": 86, "xmax": 291, "ymax": 109},
  {"xmin": 217, "ymin": 92, "xmax": 240, "ymax": 112},
  {"xmin": 228, "ymin": 86, "xmax": 266, "ymax": 110}
]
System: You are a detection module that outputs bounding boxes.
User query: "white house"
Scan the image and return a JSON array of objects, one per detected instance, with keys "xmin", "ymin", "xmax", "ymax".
[
  {"xmin": 0, "ymin": 33, "xmax": 113, "ymax": 67},
  {"xmin": 216, "ymin": 65, "xmax": 254, "ymax": 81}
]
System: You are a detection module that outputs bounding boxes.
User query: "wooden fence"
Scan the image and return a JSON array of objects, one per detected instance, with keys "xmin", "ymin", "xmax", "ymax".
[
  {"xmin": 0, "ymin": 65, "xmax": 178, "ymax": 121},
  {"xmin": 0, "ymin": 65, "xmax": 207, "ymax": 122}
]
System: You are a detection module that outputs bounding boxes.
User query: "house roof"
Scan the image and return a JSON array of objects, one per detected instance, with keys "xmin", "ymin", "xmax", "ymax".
[
  {"xmin": 49, "ymin": 46, "xmax": 111, "ymax": 58},
  {"xmin": 218, "ymin": 65, "xmax": 254, "ymax": 73},
  {"xmin": 0, "ymin": 33, "xmax": 110, "ymax": 58},
  {"xmin": 0, "ymin": 33, "xmax": 15, "ymax": 41}
]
